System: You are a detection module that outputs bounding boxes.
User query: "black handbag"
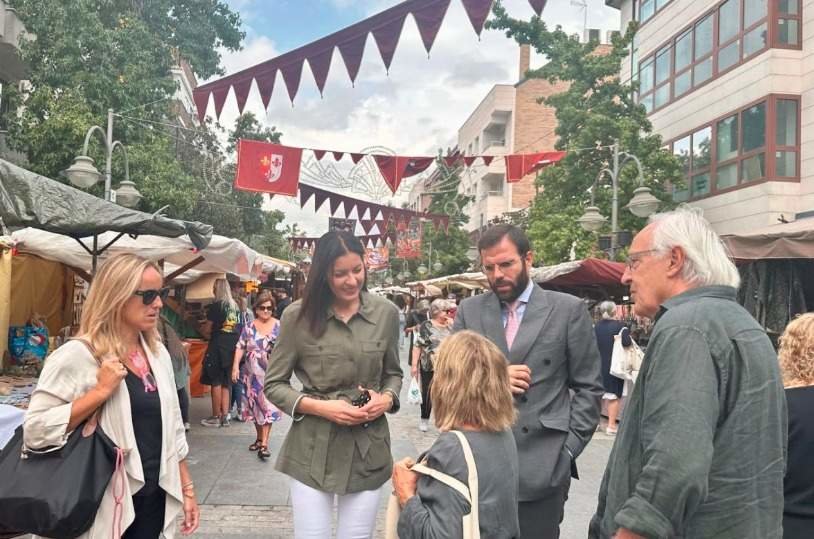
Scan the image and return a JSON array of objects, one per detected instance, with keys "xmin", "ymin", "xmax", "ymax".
[{"xmin": 0, "ymin": 339, "xmax": 123, "ymax": 539}]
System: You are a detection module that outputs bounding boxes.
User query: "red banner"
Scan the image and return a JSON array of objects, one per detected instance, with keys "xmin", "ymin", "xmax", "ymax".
[
  {"xmin": 234, "ymin": 139, "xmax": 302, "ymax": 196},
  {"xmin": 396, "ymin": 219, "xmax": 422, "ymax": 259},
  {"xmin": 365, "ymin": 246, "xmax": 390, "ymax": 271}
]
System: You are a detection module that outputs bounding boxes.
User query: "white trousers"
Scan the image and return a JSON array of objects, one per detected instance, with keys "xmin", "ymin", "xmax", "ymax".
[{"xmin": 290, "ymin": 478, "xmax": 382, "ymax": 539}]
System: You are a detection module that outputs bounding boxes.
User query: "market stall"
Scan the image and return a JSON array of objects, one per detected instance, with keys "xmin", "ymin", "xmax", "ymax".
[{"xmin": 531, "ymin": 258, "xmax": 627, "ymax": 302}]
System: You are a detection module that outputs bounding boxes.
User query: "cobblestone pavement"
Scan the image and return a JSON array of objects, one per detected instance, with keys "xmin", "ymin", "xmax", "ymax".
[{"xmin": 186, "ymin": 339, "xmax": 616, "ymax": 538}]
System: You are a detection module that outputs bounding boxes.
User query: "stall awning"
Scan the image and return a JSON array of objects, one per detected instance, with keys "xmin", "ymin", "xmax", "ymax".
[
  {"xmin": 722, "ymin": 218, "xmax": 814, "ymax": 260},
  {"xmin": 533, "ymin": 258, "xmax": 626, "ymax": 287},
  {"xmin": 11, "ymin": 228, "xmax": 265, "ymax": 283},
  {"xmin": 0, "ymin": 159, "xmax": 212, "ymax": 249}
]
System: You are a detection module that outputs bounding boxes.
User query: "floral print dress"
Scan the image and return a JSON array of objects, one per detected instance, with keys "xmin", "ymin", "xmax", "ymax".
[{"xmin": 235, "ymin": 321, "xmax": 283, "ymax": 425}]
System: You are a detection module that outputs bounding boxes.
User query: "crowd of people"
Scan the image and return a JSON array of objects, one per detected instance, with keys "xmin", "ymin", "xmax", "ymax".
[{"xmin": 15, "ymin": 208, "xmax": 814, "ymax": 539}]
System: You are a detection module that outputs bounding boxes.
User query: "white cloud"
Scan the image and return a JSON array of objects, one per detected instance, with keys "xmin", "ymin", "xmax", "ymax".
[{"xmin": 206, "ymin": 0, "xmax": 620, "ymax": 236}]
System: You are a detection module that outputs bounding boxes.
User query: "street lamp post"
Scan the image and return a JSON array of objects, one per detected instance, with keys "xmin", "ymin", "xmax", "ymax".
[
  {"xmin": 578, "ymin": 140, "xmax": 661, "ymax": 258},
  {"xmin": 64, "ymin": 108, "xmax": 142, "ymax": 208}
]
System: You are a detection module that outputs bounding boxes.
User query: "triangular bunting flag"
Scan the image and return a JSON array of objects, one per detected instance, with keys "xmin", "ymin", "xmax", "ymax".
[
  {"xmin": 351, "ymin": 153, "xmax": 365, "ymax": 164},
  {"xmin": 193, "ymin": 90, "xmax": 211, "ymax": 123},
  {"xmin": 372, "ymin": 13, "xmax": 407, "ymax": 73},
  {"xmin": 443, "ymin": 155, "xmax": 460, "ymax": 167},
  {"xmin": 375, "ymin": 220, "xmax": 386, "ymax": 233},
  {"xmin": 342, "ymin": 197, "xmax": 355, "ymax": 217},
  {"xmin": 329, "ymin": 195, "xmax": 342, "ymax": 216},
  {"xmin": 404, "ymin": 157, "xmax": 434, "ymax": 177},
  {"xmin": 463, "ymin": 156, "xmax": 478, "ymax": 167},
  {"xmin": 307, "ymin": 47, "xmax": 334, "ymax": 97},
  {"xmin": 338, "ymin": 33, "xmax": 368, "ymax": 85},
  {"xmin": 360, "ymin": 220, "xmax": 375, "ymax": 234},
  {"xmin": 413, "ymin": 0, "xmax": 451, "ymax": 55},
  {"xmin": 280, "ymin": 58, "xmax": 305, "ymax": 103},
  {"xmin": 333, "ymin": 151, "xmax": 345, "ymax": 161},
  {"xmin": 313, "ymin": 189, "xmax": 330, "ymax": 212},
  {"xmin": 255, "ymin": 69, "xmax": 277, "ymax": 110},
  {"xmin": 482, "ymin": 155, "xmax": 495, "ymax": 166},
  {"xmin": 313, "ymin": 149, "xmax": 326, "ymax": 160},
  {"xmin": 460, "ymin": 0, "xmax": 494, "ymax": 38},
  {"xmin": 356, "ymin": 202, "xmax": 370, "ymax": 220},
  {"xmin": 212, "ymin": 85, "xmax": 231, "ymax": 119},
  {"xmin": 233, "ymin": 78, "xmax": 253, "ymax": 114},
  {"xmin": 529, "ymin": 0, "xmax": 547, "ymax": 16},
  {"xmin": 373, "ymin": 155, "xmax": 410, "ymax": 194},
  {"xmin": 299, "ymin": 184, "xmax": 315, "ymax": 208}
]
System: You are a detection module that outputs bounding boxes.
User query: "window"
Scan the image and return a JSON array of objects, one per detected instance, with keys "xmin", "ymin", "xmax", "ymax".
[
  {"xmin": 636, "ymin": 0, "xmax": 798, "ymax": 113},
  {"xmin": 637, "ymin": 0, "xmax": 673, "ymax": 24},
  {"xmin": 668, "ymin": 96, "xmax": 799, "ymax": 199}
]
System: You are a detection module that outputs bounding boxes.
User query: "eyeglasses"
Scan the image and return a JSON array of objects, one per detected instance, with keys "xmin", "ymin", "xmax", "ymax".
[
  {"xmin": 257, "ymin": 305, "xmax": 274, "ymax": 312},
  {"xmin": 482, "ymin": 258, "xmax": 519, "ymax": 274},
  {"xmin": 134, "ymin": 287, "xmax": 170, "ymax": 305},
  {"xmin": 625, "ymin": 249, "xmax": 660, "ymax": 271}
]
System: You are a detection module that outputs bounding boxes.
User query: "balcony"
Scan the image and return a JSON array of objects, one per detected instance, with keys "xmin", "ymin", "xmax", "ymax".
[{"xmin": 0, "ymin": 3, "xmax": 27, "ymax": 83}]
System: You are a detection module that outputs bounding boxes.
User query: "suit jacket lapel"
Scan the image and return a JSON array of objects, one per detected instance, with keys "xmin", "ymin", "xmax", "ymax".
[
  {"xmin": 509, "ymin": 285, "xmax": 554, "ymax": 364},
  {"xmin": 480, "ymin": 292, "xmax": 510, "ymax": 358}
]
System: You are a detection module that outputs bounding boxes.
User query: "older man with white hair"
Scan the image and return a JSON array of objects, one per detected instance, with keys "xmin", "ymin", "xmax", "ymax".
[{"xmin": 589, "ymin": 208, "xmax": 787, "ymax": 539}]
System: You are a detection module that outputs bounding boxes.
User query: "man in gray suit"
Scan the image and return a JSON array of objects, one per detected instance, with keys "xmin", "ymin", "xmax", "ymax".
[{"xmin": 453, "ymin": 224, "xmax": 603, "ymax": 538}]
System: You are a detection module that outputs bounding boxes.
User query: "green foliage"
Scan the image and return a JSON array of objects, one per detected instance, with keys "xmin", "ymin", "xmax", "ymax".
[{"xmin": 488, "ymin": 2, "xmax": 682, "ymax": 263}]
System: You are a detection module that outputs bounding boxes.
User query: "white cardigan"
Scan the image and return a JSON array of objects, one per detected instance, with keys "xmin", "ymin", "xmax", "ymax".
[{"xmin": 23, "ymin": 337, "xmax": 189, "ymax": 539}]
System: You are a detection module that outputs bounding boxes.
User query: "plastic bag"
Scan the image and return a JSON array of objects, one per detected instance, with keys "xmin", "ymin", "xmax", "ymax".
[{"xmin": 407, "ymin": 376, "xmax": 422, "ymax": 405}]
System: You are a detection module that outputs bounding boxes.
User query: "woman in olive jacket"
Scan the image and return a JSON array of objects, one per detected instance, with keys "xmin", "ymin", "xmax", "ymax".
[{"xmin": 264, "ymin": 229, "xmax": 402, "ymax": 538}]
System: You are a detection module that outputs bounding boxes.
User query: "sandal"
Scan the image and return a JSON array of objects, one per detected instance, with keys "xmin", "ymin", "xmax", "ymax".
[
  {"xmin": 257, "ymin": 446, "xmax": 271, "ymax": 460},
  {"xmin": 249, "ymin": 439, "xmax": 262, "ymax": 452}
]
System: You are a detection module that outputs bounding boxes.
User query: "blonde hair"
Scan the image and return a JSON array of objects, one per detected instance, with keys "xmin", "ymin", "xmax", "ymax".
[
  {"xmin": 79, "ymin": 254, "xmax": 161, "ymax": 360},
  {"xmin": 213, "ymin": 278, "xmax": 237, "ymax": 310},
  {"xmin": 778, "ymin": 313, "xmax": 814, "ymax": 387},
  {"xmin": 431, "ymin": 331, "xmax": 517, "ymax": 432}
]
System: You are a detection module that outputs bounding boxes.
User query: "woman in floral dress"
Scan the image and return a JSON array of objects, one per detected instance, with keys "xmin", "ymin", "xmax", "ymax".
[{"xmin": 231, "ymin": 290, "xmax": 282, "ymax": 460}]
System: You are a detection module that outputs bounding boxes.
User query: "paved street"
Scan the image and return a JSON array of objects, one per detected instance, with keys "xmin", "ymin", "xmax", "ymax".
[{"xmin": 186, "ymin": 341, "xmax": 615, "ymax": 538}]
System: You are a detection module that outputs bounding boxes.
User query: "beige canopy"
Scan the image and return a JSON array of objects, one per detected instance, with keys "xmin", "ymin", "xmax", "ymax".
[{"xmin": 721, "ymin": 218, "xmax": 814, "ymax": 260}]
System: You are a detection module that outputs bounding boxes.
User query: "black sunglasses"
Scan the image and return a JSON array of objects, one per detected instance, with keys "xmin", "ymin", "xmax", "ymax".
[
  {"xmin": 134, "ymin": 287, "xmax": 170, "ymax": 305},
  {"xmin": 257, "ymin": 305, "xmax": 274, "ymax": 312}
]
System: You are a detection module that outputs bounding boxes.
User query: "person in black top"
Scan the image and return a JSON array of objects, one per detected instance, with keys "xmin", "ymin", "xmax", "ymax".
[
  {"xmin": 777, "ymin": 313, "xmax": 814, "ymax": 539},
  {"xmin": 405, "ymin": 299, "xmax": 430, "ymax": 371},
  {"xmin": 593, "ymin": 301, "xmax": 631, "ymax": 435},
  {"xmin": 200, "ymin": 278, "xmax": 241, "ymax": 428},
  {"xmin": 274, "ymin": 289, "xmax": 292, "ymax": 320}
]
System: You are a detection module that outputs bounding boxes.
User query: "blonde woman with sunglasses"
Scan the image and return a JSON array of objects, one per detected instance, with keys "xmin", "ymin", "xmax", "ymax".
[{"xmin": 23, "ymin": 254, "xmax": 198, "ymax": 538}]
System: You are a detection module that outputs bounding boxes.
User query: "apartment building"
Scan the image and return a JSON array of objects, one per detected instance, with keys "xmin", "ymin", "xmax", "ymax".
[{"xmin": 607, "ymin": 0, "xmax": 811, "ymax": 234}]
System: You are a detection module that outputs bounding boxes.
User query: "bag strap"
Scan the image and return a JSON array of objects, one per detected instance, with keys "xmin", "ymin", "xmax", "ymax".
[
  {"xmin": 451, "ymin": 430, "xmax": 480, "ymax": 535},
  {"xmin": 411, "ymin": 463, "xmax": 471, "ymax": 502},
  {"xmin": 67, "ymin": 337, "xmax": 105, "ymax": 430}
]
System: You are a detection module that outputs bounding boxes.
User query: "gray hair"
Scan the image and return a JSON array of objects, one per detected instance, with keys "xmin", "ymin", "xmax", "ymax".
[
  {"xmin": 430, "ymin": 299, "xmax": 454, "ymax": 318},
  {"xmin": 598, "ymin": 301, "xmax": 616, "ymax": 319},
  {"xmin": 648, "ymin": 206, "xmax": 740, "ymax": 288},
  {"xmin": 416, "ymin": 299, "xmax": 431, "ymax": 314}
]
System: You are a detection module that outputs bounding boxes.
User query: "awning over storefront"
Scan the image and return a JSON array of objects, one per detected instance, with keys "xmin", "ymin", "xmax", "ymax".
[
  {"xmin": 532, "ymin": 258, "xmax": 626, "ymax": 287},
  {"xmin": 722, "ymin": 218, "xmax": 814, "ymax": 260}
]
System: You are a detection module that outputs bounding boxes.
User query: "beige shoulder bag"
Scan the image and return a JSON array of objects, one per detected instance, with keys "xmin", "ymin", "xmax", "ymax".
[{"xmin": 385, "ymin": 430, "xmax": 480, "ymax": 539}]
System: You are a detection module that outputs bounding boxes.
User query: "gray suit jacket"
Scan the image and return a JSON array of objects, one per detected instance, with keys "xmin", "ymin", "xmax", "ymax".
[{"xmin": 453, "ymin": 284, "xmax": 603, "ymax": 501}]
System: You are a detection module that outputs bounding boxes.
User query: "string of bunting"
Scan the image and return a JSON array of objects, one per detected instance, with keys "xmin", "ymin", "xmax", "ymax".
[
  {"xmin": 194, "ymin": 0, "xmax": 548, "ymax": 119},
  {"xmin": 298, "ymin": 183, "xmax": 451, "ymax": 233},
  {"xmin": 289, "ymin": 232, "xmax": 397, "ymax": 250}
]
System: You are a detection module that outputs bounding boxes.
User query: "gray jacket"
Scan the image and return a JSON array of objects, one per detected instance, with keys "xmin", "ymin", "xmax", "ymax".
[
  {"xmin": 398, "ymin": 430, "xmax": 520, "ymax": 539},
  {"xmin": 453, "ymin": 285, "xmax": 603, "ymax": 501}
]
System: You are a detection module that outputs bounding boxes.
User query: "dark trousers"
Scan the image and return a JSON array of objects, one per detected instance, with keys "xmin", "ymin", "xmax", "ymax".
[
  {"xmin": 419, "ymin": 368, "xmax": 433, "ymax": 420},
  {"xmin": 123, "ymin": 490, "xmax": 166, "ymax": 538},
  {"xmin": 518, "ymin": 480, "xmax": 570, "ymax": 539},
  {"xmin": 177, "ymin": 387, "xmax": 189, "ymax": 424}
]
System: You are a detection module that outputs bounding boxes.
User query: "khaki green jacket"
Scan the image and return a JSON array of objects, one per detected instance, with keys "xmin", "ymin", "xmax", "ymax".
[{"xmin": 264, "ymin": 291, "xmax": 403, "ymax": 494}]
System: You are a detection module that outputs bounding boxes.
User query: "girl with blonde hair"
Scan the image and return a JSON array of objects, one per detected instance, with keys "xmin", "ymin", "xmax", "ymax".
[
  {"xmin": 778, "ymin": 313, "xmax": 814, "ymax": 539},
  {"xmin": 24, "ymin": 253, "xmax": 198, "ymax": 538},
  {"xmin": 392, "ymin": 330, "xmax": 520, "ymax": 538}
]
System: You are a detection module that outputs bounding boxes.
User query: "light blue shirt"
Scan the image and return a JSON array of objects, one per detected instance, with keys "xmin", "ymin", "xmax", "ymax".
[{"xmin": 501, "ymin": 279, "xmax": 535, "ymax": 328}]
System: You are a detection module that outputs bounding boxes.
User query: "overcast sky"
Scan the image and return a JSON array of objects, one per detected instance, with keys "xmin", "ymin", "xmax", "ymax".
[{"xmin": 212, "ymin": 0, "xmax": 621, "ymax": 235}]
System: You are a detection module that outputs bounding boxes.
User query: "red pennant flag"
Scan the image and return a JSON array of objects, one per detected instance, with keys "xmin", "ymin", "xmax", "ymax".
[
  {"xmin": 360, "ymin": 220, "xmax": 375, "ymax": 234},
  {"xmin": 404, "ymin": 157, "xmax": 434, "ymax": 177},
  {"xmin": 235, "ymin": 139, "xmax": 302, "ymax": 196},
  {"xmin": 342, "ymin": 197, "xmax": 355, "ymax": 217},
  {"xmin": 329, "ymin": 195, "xmax": 342, "ymax": 216},
  {"xmin": 375, "ymin": 220, "xmax": 386, "ymax": 233},
  {"xmin": 413, "ymin": 0, "xmax": 451, "ymax": 55},
  {"xmin": 299, "ymin": 183, "xmax": 315, "ymax": 207},
  {"xmin": 504, "ymin": 151, "xmax": 566, "ymax": 182},
  {"xmin": 482, "ymin": 155, "xmax": 495, "ymax": 166},
  {"xmin": 528, "ymin": 0, "xmax": 547, "ymax": 16},
  {"xmin": 332, "ymin": 151, "xmax": 345, "ymax": 161},
  {"xmin": 373, "ymin": 155, "xmax": 409, "ymax": 194},
  {"xmin": 463, "ymin": 156, "xmax": 478, "ymax": 167},
  {"xmin": 338, "ymin": 33, "xmax": 368, "ymax": 85},
  {"xmin": 255, "ymin": 69, "xmax": 277, "ymax": 110},
  {"xmin": 443, "ymin": 155, "xmax": 460, "ymax": 167},
  {"xmin": 193, "ymin": 90, "xmax": 210, "ymax": 123},
  {"xmin": 313, "ymin": 149, "xmax": 326, "ymax": 160},
  {"xmin": 212, "ymin": 85, "xmax": 230, "ymax": 118},
  {"xmin": 460, "ymin": 0, "xmax": 493, "ymax": 38},
  {"xmin": 356, "ymin": 202, "xmax": 370, "ymax": 220},
  {"xmin": 351, "ymin": 153, "xmax": 365, "ymax": 164},
  {"xmin": 372, "ymin": 14, "xmax": 407, "ymax": 73},
  {"xmin": 307, "ymin": 48, "xmax": 334, "ymax": 97},
  {"xmin": 280, "ymin": 58, "xmax": 305, "ymax": 103},
  {"xmin": 233, "ymin": 78, "xmax": 253, "ymax": 114},
  {"xmin": 313, "ymin": 188, "xmax": 330, "ymax": 212}
]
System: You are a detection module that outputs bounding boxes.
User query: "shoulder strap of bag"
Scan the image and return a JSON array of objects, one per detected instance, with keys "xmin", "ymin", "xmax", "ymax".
[
  {"xmin": 67, "ymin": 337, "xmax": 105, "ymax": 432},
  {"xmin": 451, "ymin": 430, "xmax": 480, "ymax": 536},
  {"xmin": 411, "ymin": 462, "xmax": 471, "ymax": 501}
]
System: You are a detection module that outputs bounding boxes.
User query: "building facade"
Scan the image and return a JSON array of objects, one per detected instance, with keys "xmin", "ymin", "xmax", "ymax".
[
  {"xmin": 607, "ymin": 0, "xmax": 812, "ymax": 234},
  {"xmin": 0, "ymin": 1, "xmax": 27, "ymax": 162}
]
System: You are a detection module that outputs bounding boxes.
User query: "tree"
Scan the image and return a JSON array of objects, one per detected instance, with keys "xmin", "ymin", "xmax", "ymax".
[
  {"xmin": 488, "ymin": 3, "xmax": 682, "ymax": 264},
  {"xmin": 5, "ymin": 0, "xmax": 249, "ymax": 235}
]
